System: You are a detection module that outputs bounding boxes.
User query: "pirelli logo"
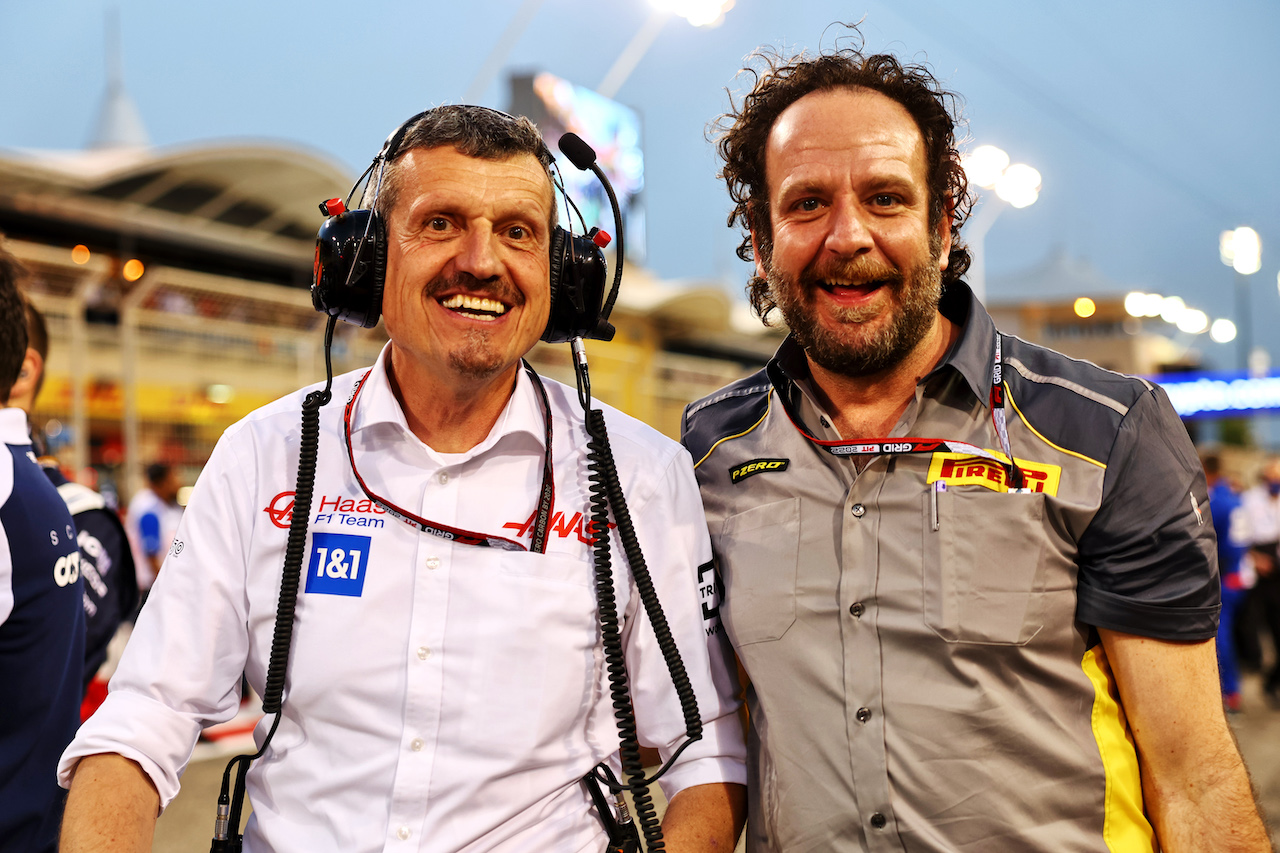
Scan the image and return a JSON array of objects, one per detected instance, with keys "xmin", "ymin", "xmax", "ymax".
[
  {"xmin": 730, "ymin": 458, "xmax": 790, "ymax": 484},
  {"xmin": 927, "ymin": 453, "xmax": 1061, "ymax": 495}
]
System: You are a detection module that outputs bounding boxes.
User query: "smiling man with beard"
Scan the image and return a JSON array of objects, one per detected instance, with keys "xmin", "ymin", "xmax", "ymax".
[
  {"xmin": 681, "ymin": 34, "xmax": 1269, "ymax": 853},
  {"xmin": 58, "ymin": 106, "xmax": 746, "ymax": 853}
]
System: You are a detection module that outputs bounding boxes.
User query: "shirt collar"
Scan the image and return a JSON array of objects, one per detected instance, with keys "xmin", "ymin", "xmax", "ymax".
[
  {"xmin": 351, "ymin": 344, "xmax": 548, "ymax": 459},
  {"xmin": 0, "ymin": 407, "xmax": 30, "ymax": 445},
  {"xmin": 767, "ymin": 280, "xmax": 998, "ymax": 411}
]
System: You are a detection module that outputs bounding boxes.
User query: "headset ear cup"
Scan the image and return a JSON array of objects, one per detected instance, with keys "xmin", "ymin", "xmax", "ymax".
[
  {"xmin": 369, "ymin": 212, "xmax": 387, "ymax": 324},
  {"xmin": 311, "ymin": 209, "xmax": 387, "ymax": 329},
  {"xmin": 543, "ymin": 227, "xmax": 567, "ymax": 342}
]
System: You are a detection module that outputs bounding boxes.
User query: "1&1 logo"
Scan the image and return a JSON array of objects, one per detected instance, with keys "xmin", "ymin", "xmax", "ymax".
[{"xmin": 305, "ymin": 532, "xmax": 372, "ymax": 597}]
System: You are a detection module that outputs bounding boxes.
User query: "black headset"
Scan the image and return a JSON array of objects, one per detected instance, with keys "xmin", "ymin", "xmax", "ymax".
[{"xmin": 311, "ymin": 105, "xmax": 616, "ymax": 344}]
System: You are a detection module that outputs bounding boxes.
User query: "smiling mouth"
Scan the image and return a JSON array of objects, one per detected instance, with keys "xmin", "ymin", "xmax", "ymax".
[
  {"xmin": 818, "ymin": 279, "xmax": 888, "ymax": 294},
  {"xmin": 439, "ymin": 294, "xmax": 509, "ymax": 320}
]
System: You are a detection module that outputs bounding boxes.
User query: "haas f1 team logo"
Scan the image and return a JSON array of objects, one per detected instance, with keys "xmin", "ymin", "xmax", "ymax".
[
  {"xmin": 265, "ymin": 492, "xmax": 296, "ymax": 529},
  {"xmin": 265, "ymin": 492, "xmax": 388, "ymax": 530}
]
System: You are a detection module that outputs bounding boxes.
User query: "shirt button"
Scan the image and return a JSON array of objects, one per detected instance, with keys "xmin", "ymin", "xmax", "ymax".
[
  {"xmin": 417, "ymin": 646, "xmax": 430, "ymax": 660},
  {"xmin": 851, "ymin": 503, "xmax": 866, "ymax": 518},
  {"xmin": 437, "ymin": 471, "xmax": 449, "ymax": 485},
  {"xmin": 870, "ymin": 813, "xmax": 887, "ymax": 829},
  {"xmin": 849, "ymin": 602, "xmax": 865, "ymax": 618},
  {"xmin": 820, "ymin": 416, "xmax": 831, "ymax": 428},
  {"xmin": 397, "ymin": 825, "xmax": 411, "ymax": 840},
  {"xmin": 856, "ymin": 707, "xmax": 872, "ymax": 723},
  {"xmin": 425, "ymin": 556, "xmax": 440, "ymax": 570},
  {"xmin": 410, "ymin": 737, "xmax": 424, "ymax": 752}
]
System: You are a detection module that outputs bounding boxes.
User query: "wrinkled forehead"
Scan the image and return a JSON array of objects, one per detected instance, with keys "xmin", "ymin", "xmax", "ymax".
[
  {"xmin": 764, "ymin": 87, "xmax": 928, "ymax": 194},
  {"xmin": 391, "ymin": 146, "xmax": 557, "ymax": 223}
]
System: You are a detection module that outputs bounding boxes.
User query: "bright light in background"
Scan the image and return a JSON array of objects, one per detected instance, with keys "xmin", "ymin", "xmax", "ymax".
[
  {"xmin": 1125, "ymin": 291, "xmax": 1163, "ymax": 317},
  {"xmin": 1176, "ymin": 308, "xmax": 1209, "ymax": 334},
  {"xmin": 995, "ymin": 163, "xmax": 1042, "ymax": 208},
  {"xmin": 1220, "ymin": 226, "xmax": 1262, "ymax": 275},
  {"xmin": 206, "ymin": 384, "xmax": 234, "ymax": 404},
  {"xmin": 1126, "ymin": 290, "xmax": 1234, "ymax": 343},
  {"xmin": 1073, "ymin": 297, "xmax": 1096, "ymax": 318},
  {"xmin": 649, "ymin": 0, "xmax": 734, "ymax": 27},
  {"xmin": 71, "ymin": 244, "xmax": 90, "ymax": 264},
  {"xmin": 961, "ymin": 145, "xmax": 1041, "ymax": 208},
  {"xmin": 961, "ymin": 145, "xmax": 1010, "ymax": 189},
  {"xmin": 1210, "ymin": 318, "xmax": 1238, "ymax": 343},
  {"xmin": 1160, "ymin": 295, "xmax": 1187, "ymax": 324},
  {"xmin": 122, "ymin": 258, "xmax": 145, "ymax": 281}
]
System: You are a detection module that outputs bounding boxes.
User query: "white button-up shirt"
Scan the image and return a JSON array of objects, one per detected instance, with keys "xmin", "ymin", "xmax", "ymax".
[{"xmin": 61, "ymin": 345, "xmax": 745, "ymax": 852}]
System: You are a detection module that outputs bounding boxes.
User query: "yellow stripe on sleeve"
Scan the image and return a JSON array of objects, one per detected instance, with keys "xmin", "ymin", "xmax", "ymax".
[{"xmin": 1081, "ymin": 644, "xmax": 1157, "ymax": 852}]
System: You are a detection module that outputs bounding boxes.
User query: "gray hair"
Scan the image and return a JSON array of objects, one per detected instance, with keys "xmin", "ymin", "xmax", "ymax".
[{"xmin": 365, "ymin": 105, "xmax": 557, "ymax": 226}]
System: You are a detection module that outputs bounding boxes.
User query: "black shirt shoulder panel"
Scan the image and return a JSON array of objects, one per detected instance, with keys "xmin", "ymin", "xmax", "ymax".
[
  {"xmin": 1001, "ymin": 335, "xmax": 1153, "ymax": 465},
  {"xmin": 681, "ymin": 368, "xmax": 772, "ymax": 468}
]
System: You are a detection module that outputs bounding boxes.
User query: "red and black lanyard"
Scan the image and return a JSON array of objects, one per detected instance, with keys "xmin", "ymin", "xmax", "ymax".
[
  {"xmin": 342, "ymin": 360, "xmax": 556, "ymax": 552},
  {"xmin": 772, "ymin": 333, "xmax": 1026, "ymax": 489}
]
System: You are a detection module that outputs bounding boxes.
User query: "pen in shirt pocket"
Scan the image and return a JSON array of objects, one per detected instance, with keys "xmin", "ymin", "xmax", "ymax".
[{"xmin": 931, "ymin": 481, "xmax": 945, "ymax": 531}]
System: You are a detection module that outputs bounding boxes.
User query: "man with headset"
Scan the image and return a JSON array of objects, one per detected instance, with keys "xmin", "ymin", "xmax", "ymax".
[
  {"xmin": 59, "ymin": 105, "xmax": 746, "ymax": 852},
  {"xmin": 681, "ymin": 35, "xmax": 1268, "ymax": 852}
]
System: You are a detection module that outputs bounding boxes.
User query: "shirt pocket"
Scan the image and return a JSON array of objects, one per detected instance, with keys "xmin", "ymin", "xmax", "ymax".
[
  {"xmin": 716, "ymin": 498, "xmax": 800, "ymax": 646},
  {"xmin": 922, "ymin": 488, "xmax": 1048, "ymax": 645}
]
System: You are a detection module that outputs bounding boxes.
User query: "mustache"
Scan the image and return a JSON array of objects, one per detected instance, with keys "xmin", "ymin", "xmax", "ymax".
[
  {"xmin": 423, "ymin": 272, "xmax": 524, "ymax": 305},
  {"xmin": 800, "ymin": 255, "xmax": 904, "ymax": 289}
]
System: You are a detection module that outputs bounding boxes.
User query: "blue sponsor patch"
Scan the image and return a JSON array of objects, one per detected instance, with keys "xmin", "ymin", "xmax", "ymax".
[{"xmin": 305, "ymin": 532, "xmax": 371, "ymax": 597}]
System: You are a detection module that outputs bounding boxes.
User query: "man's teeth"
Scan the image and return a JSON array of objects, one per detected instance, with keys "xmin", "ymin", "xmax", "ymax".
[{"xmin": 440, "ymin": 294, "xmax": 508, "ymax": 316}]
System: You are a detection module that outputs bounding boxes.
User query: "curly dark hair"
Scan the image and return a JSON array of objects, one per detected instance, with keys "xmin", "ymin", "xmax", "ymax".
[{"xmin": 714, "ymin": 32, "xmax": 975, "ymax": 320}]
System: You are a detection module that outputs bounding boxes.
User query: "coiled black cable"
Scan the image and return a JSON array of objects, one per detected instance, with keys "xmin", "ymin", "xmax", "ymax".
[
  {"xmin": 583, "ymin": 404, "xmax": 703, "ymax": 852},
  {"xmin": 211, "ymin": 317, "xmax": 336, "ymax": 852}
]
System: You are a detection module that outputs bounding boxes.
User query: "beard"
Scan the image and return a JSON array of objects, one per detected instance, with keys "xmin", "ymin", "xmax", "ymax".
[
  {"xmin": 424, "ymin": 272, "xmax": 526, "ymax": 381},
  {"xmin": 766, "ymin": 250, "xmax": 943, "ymax": 378}
]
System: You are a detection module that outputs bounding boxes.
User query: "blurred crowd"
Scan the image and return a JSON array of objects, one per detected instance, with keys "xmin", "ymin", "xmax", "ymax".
[{"xmin": 1204, "ymin": 452, "xmax": 1280, "ymax": 713}]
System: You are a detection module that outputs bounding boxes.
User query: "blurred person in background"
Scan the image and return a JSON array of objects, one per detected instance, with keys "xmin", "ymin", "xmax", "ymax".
[
  {"xmin": 1203, "ymin": 454, "xmax": 1250, "ymax": 713},
  {"xmin": 0, "ymin": 248, "xmax": 85, "ymax": 852},
  {"xmin": 124, "ymin": 460, "xmax": 182, "ymax": 615},
  {"xmin": 682, "ymin": 29, "xmax": 1269, "ymax": 851},
  {"xmin": 1241, "ymin": 457, "xmax": 1280, "ymax": 706},
  {"xmin": 7, "ymin": 295, "xmax": 137, "ymax": 704}
]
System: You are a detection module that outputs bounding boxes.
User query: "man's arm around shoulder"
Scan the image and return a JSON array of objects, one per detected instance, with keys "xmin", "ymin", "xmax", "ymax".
[
  {"xmin": 1100, "ymin": 629, "xmax": 1270, "ymax": 851},
  {"xmin": 661, "ymin": 781, "xmax": 747, "ymax": 852},
  {"xmin": 60, "ymin": 752, "xmax": 160, "ymax": 853}
]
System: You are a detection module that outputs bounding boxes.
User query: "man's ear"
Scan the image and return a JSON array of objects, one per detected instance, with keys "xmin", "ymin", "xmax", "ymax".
[
  {"xmin": 750, "ymin": 229, "xmax": 767, "ymax": 280},
  {"xmin": 6, "ymin": 348, "xmax": 42, "ymax": 411},
  {"xmin": 936, "ymin": 198, "xmax": 954, "ymax": 272}
]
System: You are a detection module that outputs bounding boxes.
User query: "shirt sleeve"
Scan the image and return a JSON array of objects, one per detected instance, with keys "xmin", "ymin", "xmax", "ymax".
[
  {"xmin": 58, "ymin": 428, "xmax": 259, "ymax": 808},
  {"xmin": 617, "ymin": 439, "xmax": 747, "ymax": 801},
  {"xmin": 1075, "ymin": 383, "xmax": 1220, "ymax": 640},
  {"xmin": 0, "ymin": 447, "xmax": 13, "ymax": 627}
]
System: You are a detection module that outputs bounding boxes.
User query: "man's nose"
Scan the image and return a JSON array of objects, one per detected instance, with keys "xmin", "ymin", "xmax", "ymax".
[
  {"xmin": 453, "ymin": 227, "xmax": 503, "ymax": 281},
  {"xmin": 825, "ymin": 199, "xmax": 874, "ymax": 258}
]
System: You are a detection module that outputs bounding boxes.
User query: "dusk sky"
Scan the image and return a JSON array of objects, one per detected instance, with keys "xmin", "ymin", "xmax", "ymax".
[{"xmin": 2, "ymin": 0, "xmax": 1277, "ymax": 369}]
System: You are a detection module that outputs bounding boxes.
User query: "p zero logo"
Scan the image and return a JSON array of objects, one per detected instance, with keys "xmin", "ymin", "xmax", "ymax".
[
  {"xmin": 927, "ymin": 453, "xmax": 1061, "ymax": 495},
  {"xmin": 305, "ymin": 532, "xmax": 372, "ymax": 597},
  {"xmin": 730, "ymin": 458, "xmax": 790, "ymax": 484}
]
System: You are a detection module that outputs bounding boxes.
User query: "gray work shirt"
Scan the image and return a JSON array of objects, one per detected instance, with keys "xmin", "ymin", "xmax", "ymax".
[{"xmin": 681, "ymin": 283, "xmax": 1218, "ymax": 853}]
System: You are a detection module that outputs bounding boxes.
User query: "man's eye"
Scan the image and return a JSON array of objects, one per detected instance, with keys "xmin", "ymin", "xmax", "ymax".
[
  {"xmin": 508, "ymin": 226, "xmax": 527, "ymax": 239},
  {"xmin": 429, "ymin": 218, "xmax": 449, "ymax": 231},
  {"xmin": 798, "ymin": 199, "xmax": 821, "ymax": 212},
  {"xmin": 872, "ymin": 194, "xmax": 898, "ymax": 207}
]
